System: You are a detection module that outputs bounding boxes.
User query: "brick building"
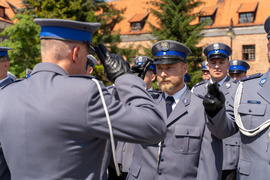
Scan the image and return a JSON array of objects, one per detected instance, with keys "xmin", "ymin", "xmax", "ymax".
[
  {"xmin": 0, "ymin": 0, "xmax": 22, "ymax": 42},
  {"xmin": 110, "ymin": 0, "xmax": 270, "ymax": 75}
]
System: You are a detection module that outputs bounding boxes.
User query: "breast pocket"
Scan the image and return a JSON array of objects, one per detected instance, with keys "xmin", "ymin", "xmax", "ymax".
[
  {"xmin": 238, "ymin": 103, "xmax": 267, "ymax": 129},
  {"xmin": 172, "ymin": 125, "xmax": 201, "ymax": 154}
]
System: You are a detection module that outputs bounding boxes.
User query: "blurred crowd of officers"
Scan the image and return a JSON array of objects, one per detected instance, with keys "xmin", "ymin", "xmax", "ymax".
[{"xmin": 0, "ymin": 15, "xmax": 270, "ymax": 180}]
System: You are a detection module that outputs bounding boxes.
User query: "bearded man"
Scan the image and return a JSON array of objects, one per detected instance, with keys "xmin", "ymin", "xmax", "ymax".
[{"xmin": 127, "ymin": 40, "xmax": 223, "ymax": 180}]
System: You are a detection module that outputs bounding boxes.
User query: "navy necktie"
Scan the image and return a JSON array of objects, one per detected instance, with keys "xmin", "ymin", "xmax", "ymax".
[{"xmin": 165, "ymin": 96, "xmax": 174, "ymax": 117}]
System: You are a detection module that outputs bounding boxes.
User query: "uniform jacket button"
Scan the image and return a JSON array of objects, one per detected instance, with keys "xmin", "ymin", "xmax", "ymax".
[
  {"xmin": 160, "ymin": 157, "xmax": 164, "ymax": 162},
  {"xmin": 158, "ymin": 170, "xmax": 162, "ymax": 175},
  {"xmin": 162, "ymin": 144, "xmax": 166, "ymax": 148}
]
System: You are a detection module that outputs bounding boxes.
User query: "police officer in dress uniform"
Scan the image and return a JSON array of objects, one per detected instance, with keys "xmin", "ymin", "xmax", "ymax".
[
  {"xmin": 0, "ymin": 18, "xmax": 167, "ymax": 180},
  {"xmin": 192, "ymin": 43, "xmax": 239, "ymax": 180},
  {"xmin": 202, "ymin": 16, "xmax": 270, "ymax": 180},
  {"xmin": 0, "ymin": 47, "xmax": 13, "ymax": 88},
  {"xmin": 0, "ymin": 47, "xmax": 12, "ymax": 180},
  {"xmin": 201, "ymin": 61, "xmax": 210, "ymax": 80},
  {"xmin": 127, "ymin": 40, "xmax": 223, "ymax": 180},
  {"xmin": 228, "ymin": 60, "xmax": 250, "ymax": 81}
]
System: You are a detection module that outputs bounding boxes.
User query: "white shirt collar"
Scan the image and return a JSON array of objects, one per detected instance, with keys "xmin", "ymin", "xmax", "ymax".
[
  {"xmin": 0, "ymin": 77, "xmax": 9, "ymax": 84},
  {"xmin": 210, "ymin": 75, "xmax": 228, "ymax": 86},
  {"xmin": 164, "ymin": 84, "xmax": 187, "ymax": 110}
]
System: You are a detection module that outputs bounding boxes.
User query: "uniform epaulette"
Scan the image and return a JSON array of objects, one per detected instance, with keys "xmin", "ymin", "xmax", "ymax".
[
  {"xmin": 193, "ymin": 80, "xmax": 206, "ymax": 88},
  {"xmin": 106, "ymin": 84, "xmax": 115, "ymax": 90},
  {"xmin": 240, "ymin": 73, "xmax": 263, "ymax": 82},
  {"xmin": 1, "ymin": 79, "xmax": 24, "ymax": 90},
  {"xmin": 148, "ymin": 89, "xmax": 161, "ymax": 94},
  {"xmin": 69, "ymin": 75, "xmax": 96, "ymax": 79},
  {"xmin": 148, "ymin": 90, "xmax": 162, "ymax": 99},
  {"xmin": 232, "ymin": 79, "xmax": 239, "ymax": 83},
  {"xmin": 193, "ymin": 93, "xmax": 204, "ymax": 100}
]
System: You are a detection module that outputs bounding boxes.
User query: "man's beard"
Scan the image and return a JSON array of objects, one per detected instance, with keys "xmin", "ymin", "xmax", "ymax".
[{"xmin": 159, "ymin": 79, "xmax": 182, "ymax": 94}]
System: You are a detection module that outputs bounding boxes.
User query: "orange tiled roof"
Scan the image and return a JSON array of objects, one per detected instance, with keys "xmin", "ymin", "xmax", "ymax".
[
  {"xmin": 200, "ymin": 5, "xmax": 217, "ymax": 16},
  {"xmin": 237, "ymin": 2, "xmax": 258, "ymax": 13},
  {"xmin": 109, "ymin": 0, "xmax": 160, "ymax": 35},
  {"xmin": 129, "ymin": 12, "xmax": 149, "ymax": 23},
  {"xmin": 110, "ymin": 0, "xmax": 270, "ymax": 35},
  {"xmin": 191, "ymin": 0, "xmax": 270, "ymax": 28},
  {"xmin": 6, "ymin": 0, "xmax": 23, "ymax": 9},
  {"xmin": 0, "ymin": 1, "xmax": 8, "ymax": 8},
  {"xmin": 0, "ymin": 0, "xmax": 23, "ymax": 24}
]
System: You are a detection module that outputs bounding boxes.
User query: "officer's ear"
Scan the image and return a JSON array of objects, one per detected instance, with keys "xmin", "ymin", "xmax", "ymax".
[
  {"xmin": 151, "ymin": 73, "xmax": 156, "ymax": 82},
  {"xmin": 183, "ymin": 63, "xmax": 188, "ymax": 75},
  {"xmin": 72, "ymin": 45, "xmax": 80, "ymax": 63},
  {"xmin": 4, "ymin": 61, "xmax": 9, "ymax": 71}
]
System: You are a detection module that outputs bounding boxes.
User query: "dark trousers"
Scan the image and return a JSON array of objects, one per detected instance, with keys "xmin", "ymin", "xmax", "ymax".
[{"xmin": 221, "ymin": 169, "xmax": 237, "ymax": 180}]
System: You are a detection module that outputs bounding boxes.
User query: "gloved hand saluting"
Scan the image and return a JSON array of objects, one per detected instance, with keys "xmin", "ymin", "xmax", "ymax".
[
  {"xmin": 95, "ymin": 43, "xmax": 130, "ymax": 83},
  {"xmin": 203, "ymin": 82, "xmax": 225, "ymax": 117},
  {"xmin": 129, "ymin": 58, "xmax": 151, "ymax": 80}
]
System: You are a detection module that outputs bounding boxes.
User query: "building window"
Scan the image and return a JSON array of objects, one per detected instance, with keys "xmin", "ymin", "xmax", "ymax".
[
  {"xmin": 131, "ymin": 22, "xmax": 141, "ymax": 31},
  {"xmin": 129, "ymin": 13, "xmax": 149, "ymax": 32},
  {"xmin": 0, "ymin": 7, "xmax": 5, "ymax": 18},
  {"xmin": 239, "ymin": 13, "xmax": 254, "ymax": 23},
  {"xmin": 242, "ymin": 45, "xmax": 255, "ymax": 61},
  {"xmin": 199, "ymin": 16, "xmax": 213, "ymax": 25}
]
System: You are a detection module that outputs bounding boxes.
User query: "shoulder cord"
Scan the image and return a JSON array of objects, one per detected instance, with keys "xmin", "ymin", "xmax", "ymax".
[
  {"xmin": 92, "ymin": 79, "xmax": 120, "ymax": 176},
  {"xmin": 234, "ymin": 81, "xmax": 270, "ymax": 136}
]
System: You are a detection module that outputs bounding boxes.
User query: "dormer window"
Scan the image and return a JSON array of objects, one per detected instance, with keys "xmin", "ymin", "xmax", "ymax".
[
  {"xmin": 199, "ymin": 6, "xmax": 218, "ymax": 26},
  {"xmin": 129, "ymin": 12, "xmax": 149, "ymax": 31},
  {"xmin": 199, "ymin": 16, "xmax": 212, "ymax": 25},
  {"xmin": 0, "ymin": 6, "xmax": 5, "ymax": 18},
  {"xmin": 237, "ymin": 2, "xmax": 258, "ymax": 24},
  {"xmin": 239, "ymin": 13, "xmax": 254, "ymax": 23},
  {"xmin": 131, "ymin": 22, "xmax": 141, "ymax": 31}
]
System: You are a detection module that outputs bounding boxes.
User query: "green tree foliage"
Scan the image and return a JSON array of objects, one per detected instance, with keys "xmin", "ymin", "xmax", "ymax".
[
  {"xmin": 0, "ymin": 14, "xmax": 41, "ymax": 78},
  {"xmin": 148, "ymin": 0, "xmax": 209, "ymax": 88},
  {"xmin": 1, "ymin": 0, "xmax": 134, "ymax": 85}
]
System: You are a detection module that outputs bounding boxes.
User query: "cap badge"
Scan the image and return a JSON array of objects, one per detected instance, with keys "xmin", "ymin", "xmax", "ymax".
[
  {"xmin": 213, "ymin": 43, "xmax": 219, "ymax": 50},
  {"xmin": 233, "ymin": 60, "xmax": 237, "ymax": 65},
  {"xmin": 138, "ymin": 56, "xmax": 143, "ymax": 62},
  {"xmin": 161, "ymin": 41, "xmax": 169, "ymax": 51}
]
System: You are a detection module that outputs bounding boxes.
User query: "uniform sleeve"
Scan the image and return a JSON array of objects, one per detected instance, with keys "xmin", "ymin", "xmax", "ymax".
[
  {"xmin": 86, "ymin": 74, "xmax": 167, "ymax": 145},
  {"xmin": 196, "ymin": 125, "xmax": 222, "ymax": 180},
  {"xmin": 206, "ymin": 99, "xmax": 238, "ymax": 139}
]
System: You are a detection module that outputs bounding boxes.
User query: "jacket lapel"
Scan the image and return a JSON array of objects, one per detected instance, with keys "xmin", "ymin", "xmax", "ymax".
[
  {"xmin": 219, "ymin": 76, "xmax": 231, "ymax": 96},
  {"xmin": 164, "ymin": 90, "xmax": 191, "ymax": 126}
]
